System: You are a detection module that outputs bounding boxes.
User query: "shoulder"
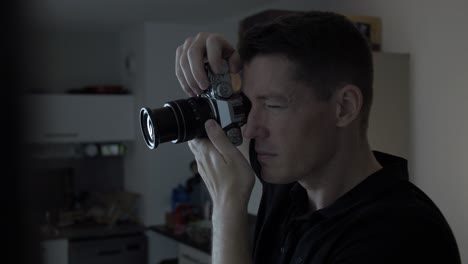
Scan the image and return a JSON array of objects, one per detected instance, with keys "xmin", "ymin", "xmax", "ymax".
[{"xmin": 328, "ymin": 181, "xmax": 461, "ymax": 263}]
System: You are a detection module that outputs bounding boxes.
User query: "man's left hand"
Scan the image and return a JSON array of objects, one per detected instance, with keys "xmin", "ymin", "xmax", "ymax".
[{"xmin": 188, "ymin": 119, "xmax": 255, "ymax": 209}]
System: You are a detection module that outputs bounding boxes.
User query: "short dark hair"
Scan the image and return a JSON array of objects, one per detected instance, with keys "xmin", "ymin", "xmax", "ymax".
[{"xmin": 238, "ymin": 10, "xmax": 374, "ymax": 131}]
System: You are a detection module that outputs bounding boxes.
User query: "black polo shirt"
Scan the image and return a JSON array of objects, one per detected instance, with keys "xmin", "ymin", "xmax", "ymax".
[{"xmin": 249, "ymin": 144, "xmax": 461, "ymax": 263}]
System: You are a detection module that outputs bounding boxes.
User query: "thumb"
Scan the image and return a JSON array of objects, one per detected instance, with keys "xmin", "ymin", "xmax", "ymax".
[{"xmin": 205, "ymin": 119, "xmax": 237, "ymax": 158}]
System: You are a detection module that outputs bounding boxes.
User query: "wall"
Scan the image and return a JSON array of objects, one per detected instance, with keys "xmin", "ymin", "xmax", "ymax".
[
  {"xmin": 120, "ymin": 25, "xmax": 150, "ymax": 224},
  {"xmin": 33, "ymin": 31, "xmax": 122, "ymax": 93},
  {"xmin": 264, "ymin": 0, "xmax": 468, "ymax": 260}
]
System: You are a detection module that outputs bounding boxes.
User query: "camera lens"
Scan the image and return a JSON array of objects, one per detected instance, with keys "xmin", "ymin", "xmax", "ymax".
[
  {"xmin": 140, "ymin": 107, "xmax": 178, "ymax": 149},
  {"xmin": 139, "ymin": 96, "xmax": 215, "ymax": 149}
]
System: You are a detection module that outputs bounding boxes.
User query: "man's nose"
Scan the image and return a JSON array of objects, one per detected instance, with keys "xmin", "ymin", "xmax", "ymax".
[{"xmin": 242, "ymin": 109, "xmax": 268, "ymax": 139}]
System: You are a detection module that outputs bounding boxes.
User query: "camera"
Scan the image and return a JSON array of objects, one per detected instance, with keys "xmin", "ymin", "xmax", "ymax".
[{"xmin": 139, "ymin": 61, "xmax": 250, "ymax": 149}]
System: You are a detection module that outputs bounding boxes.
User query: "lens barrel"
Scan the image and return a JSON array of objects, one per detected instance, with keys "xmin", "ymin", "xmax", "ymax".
[{"xmin": 139, "ymin": 96, "xmax": 215, "ymax": 149}]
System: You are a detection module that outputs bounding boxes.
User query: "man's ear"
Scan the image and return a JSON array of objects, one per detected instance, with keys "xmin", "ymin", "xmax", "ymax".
[{"xmin": 334, "ymin": 84, "xmax": 363, "ymax": 128}]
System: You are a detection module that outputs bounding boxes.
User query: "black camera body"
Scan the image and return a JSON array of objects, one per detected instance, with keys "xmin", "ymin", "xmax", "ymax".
[{"xmin": 139, "ymin": 62, "xmax": 249, "ymax": 149}]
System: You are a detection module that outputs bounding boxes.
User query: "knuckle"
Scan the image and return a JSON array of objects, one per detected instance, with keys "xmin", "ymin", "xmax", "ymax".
[
  {"xmin": 189, "ymin": 140, "xmax": 199, "ymax": 151},
  {"xmin": 179, "ymin": 52, "xmax": 188, "ymax": 66},
  {"xmin": 186, "ymin": 46, "xmax": 195, "ymax": 59},
  {"xmin": 183, "ymin": 36, "xmax": 193, "ymax": 47},
  {"xmin": 176, "ymin": 45, "xmax": 183, "ymax": 56},
  {"xmin": 207, "ymin": 33, "xmax": 225, "ymax": 46},
  {"xmin": 196, "ymin": 32, "xmax": 208, "ymax": 39},
  {"xmin": 191, "ymin": 140, "xmax": 206, "ymax": 154},
  {"xmin": 198, "ymin": 145, "xmax": 208, "ymax": 155},
  {"xmin": 205, "ymin": 33, "xmax": 218, "ymax": 44}
]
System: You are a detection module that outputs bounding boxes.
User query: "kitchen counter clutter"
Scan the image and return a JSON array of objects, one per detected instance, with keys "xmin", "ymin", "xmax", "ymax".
[
  {"xmin": 38, "ymin": 191, "xmax": 147, "ymax": 264},
  {"xmin": 40, "ymin": 191, "xmax": 144, "ymax": 240},
  {"xmin": 149, "ymin": 224, "xmax": 211, "ymax": 254},
  {"xmin": 41, "ymin": 222, "xmax": 147, "ymax": 240}
]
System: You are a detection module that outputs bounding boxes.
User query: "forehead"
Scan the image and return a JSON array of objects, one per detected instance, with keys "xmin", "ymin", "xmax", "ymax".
[{"xmin": 241, "ymin": 55, "xmax": 309, "ymax": 100}]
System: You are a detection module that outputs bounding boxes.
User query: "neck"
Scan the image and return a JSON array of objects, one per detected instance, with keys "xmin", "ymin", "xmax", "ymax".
[{"xmin": 298, "ymin": 135, "xmax": 382, "ymax": 211}]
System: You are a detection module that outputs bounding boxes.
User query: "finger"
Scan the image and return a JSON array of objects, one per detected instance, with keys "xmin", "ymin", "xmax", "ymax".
[
  {"xmin": 206, "ymin": 34, "xmax": 237, "ymax": 74},
  {"xmin": 188, "ymin": 141, "xmax": 218, "ymax": 191},
  {"xmin": 228, "ymin": 51, "xmax": 242, "ymax": 73},
  {"xmin": 205, "ymin": 34, "xmax": 227, "ymax": 74},
  {"xmin": 188, "ymin": 138, "xmax": 213, "ymax": 159},
  {"xmin": 180, "ymin": 37, "xmax": 204, "ymax": 95},
  {"xmin": 189, "ymin": 138, "xmax": 221, "ymax": 168},
  {"xmin": 204, "ymin": 119, "xmax": 239, "ymax": 161},
  {"xmin": 175, "ymin": 45, "xmax": 195, "ymax": 97},
  {"xmin": 187, "ymin": 32, "xmax": 211, "ymax": 90}
]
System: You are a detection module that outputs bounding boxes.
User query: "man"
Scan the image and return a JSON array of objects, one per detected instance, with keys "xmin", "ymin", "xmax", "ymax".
[{"xmin": 175, "ymin": 10, "xmax": 460, "ymax": 263}]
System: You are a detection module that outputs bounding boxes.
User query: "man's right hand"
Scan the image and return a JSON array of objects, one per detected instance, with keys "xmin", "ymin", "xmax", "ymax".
[{"xmin": 175, "ymin": 32, "xmax": 242, "ymax": 97}]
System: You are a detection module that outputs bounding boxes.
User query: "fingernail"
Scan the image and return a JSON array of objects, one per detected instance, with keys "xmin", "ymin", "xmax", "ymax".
[{"xmin": 205, "ymin": 119, "xmax": 216, "ymax": 130}]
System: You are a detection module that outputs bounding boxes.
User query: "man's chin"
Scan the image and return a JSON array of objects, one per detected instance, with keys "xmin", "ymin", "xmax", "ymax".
[{"xmin": 260, "ymin": 171, "xmax": 295, "ymax": 184}]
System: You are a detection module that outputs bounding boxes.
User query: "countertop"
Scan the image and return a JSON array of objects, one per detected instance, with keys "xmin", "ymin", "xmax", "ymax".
[{"xmin": 40, "ymin": 222, "xmax": 147, "ymax": 241}]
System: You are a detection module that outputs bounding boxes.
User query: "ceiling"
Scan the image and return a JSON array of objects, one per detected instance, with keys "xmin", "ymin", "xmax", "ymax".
[{"xmin": 28, "ymin": 0, "xmax": 278, "ymax": 32}]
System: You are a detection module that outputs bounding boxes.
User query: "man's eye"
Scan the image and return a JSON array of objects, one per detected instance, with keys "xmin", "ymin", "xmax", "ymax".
[{"xmin": 265, "ymin": 103, "xmax": 286, "ymax": 109}]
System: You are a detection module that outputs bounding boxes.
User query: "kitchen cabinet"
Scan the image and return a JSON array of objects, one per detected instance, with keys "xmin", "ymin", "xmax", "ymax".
[
  {"xmin": 68, "ymin": 234, "xmax": 147, "ymax": 264},
  {"xmin": 23, "ymin": 94, "xmax": 135, "ymax": 143},
  {"xmin": 41, "ymin": 239, "xmax": 69, "ymax": 264},
  {"xmin": 178, "ymin": 244, "xmax": 211, "ymax": 264}
]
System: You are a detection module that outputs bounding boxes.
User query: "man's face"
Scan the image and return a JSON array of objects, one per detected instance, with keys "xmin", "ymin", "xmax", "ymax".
[{"xmin": 242, "ymin": 55, "xmax": 339, "ymax": 184}]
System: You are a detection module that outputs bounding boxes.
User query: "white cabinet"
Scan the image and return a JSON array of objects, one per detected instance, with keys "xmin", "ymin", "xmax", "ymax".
[
  {"xmin": 178, "ymin": 244, "xmax": 211, "ymax": 264},
  {"xmin": 24, "ymin": 94, "xmax": 135, "ymax": 143},
  {"xmin": 41, "ymin": 239, "xmax": 69, "ymax": 264}
]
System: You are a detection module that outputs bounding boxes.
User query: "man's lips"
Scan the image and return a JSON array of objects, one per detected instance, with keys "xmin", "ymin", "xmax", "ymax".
[{"xmin": 256, "ymin": 150, "xmax": 277, "ymax": 162}]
